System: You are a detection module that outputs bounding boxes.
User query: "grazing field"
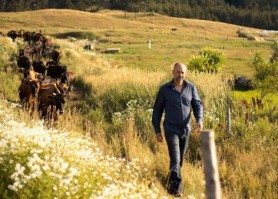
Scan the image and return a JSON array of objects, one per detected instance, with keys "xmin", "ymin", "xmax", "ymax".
[
  {"xmin": 0, "ymin": 9, "xmax": 276, "ymax": 76},
  {"xmin": 0, "ymin": 9, "xmax": 277, "ymax": 198}
]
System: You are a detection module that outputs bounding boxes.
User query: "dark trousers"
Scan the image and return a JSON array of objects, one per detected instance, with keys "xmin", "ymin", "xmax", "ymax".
[{"xmin": 165, "ymin": 130, "xmax": 189, "ymax": 195}]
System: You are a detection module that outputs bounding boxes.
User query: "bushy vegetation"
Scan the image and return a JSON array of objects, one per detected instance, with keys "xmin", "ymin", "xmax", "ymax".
[
  {"xmin": 188, "ymin": 47, "xmax": 225, "ymax": 73},
  {"xmin": 252, "ymin": 47, "xmax": 278, "ymax": 98},
  {"xmin": 0, "ymin": 38, "xmax": 21, "ymax": 101}
]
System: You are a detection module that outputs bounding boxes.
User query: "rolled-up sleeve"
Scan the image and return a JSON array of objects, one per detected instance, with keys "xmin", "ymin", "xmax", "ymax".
[{"xmin": 152, "ymin": 86, "xmax": 165, "ymax": 133}]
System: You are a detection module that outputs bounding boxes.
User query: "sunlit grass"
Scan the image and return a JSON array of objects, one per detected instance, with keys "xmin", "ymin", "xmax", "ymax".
[{"xmin": 233, "ymin": 89, "xmax": 278, "ymax": 108}]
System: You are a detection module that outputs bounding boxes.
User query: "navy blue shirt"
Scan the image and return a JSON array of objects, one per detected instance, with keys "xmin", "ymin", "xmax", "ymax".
[{"xmin": 152, "ymin": 80, "xmax": 203, "ymax": 135}]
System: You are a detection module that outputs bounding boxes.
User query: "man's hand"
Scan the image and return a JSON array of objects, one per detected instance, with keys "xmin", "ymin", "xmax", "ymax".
[
  {"xmin": 197, "ymin": 122, "xmax": 203, "ymax": 131},
  {"xmin": 156, "ymin": 133, "xmax": 163, "ymax": 142}
]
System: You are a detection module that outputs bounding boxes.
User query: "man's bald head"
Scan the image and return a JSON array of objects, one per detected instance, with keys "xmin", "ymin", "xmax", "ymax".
[{"xmin": 173, "ymin": 62, "xmax": 187, "ymax": 71}]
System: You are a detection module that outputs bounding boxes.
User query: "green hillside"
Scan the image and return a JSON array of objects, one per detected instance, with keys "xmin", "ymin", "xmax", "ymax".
[{"xmin": 1, "ymin": 0, "xmax": 278, "ymax": 30}]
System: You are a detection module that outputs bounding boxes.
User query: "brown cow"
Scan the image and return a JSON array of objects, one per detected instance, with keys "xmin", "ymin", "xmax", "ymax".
[
  {"xmin": 23, "ymin": 45, "xmax": 33, "ymax": 60},
  {"xmin": 57, "ymin": 83, "xmax": 70, "ymax": 95},
  {"xmin": 18, "ymin": 78, "xmax": 40, "ymax": 113},
  {"xmin": 42, "ymin": 37, "xmax": 53, "ymax": 59},
  {"xmin": 27, "ymin": 70, "xmax": 44, "ymax": 81},
  {"xmin": 38, "ymin": 83, "xmax": 69, "ymax": 122},
  {"xmin": 32, "ymin": 40, "xmax": 43, "ymax": 61}
]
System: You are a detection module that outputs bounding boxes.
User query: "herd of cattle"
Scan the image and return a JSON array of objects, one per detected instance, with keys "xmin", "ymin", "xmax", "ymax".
[{"xmin": 6, "ymin": 30, "xmax": 76, "ymax": 123}]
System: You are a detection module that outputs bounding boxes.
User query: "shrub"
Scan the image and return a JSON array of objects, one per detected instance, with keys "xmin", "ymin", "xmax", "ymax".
[
  {"xmin": 270, "ymin": 41, "xmax": 278, "ymax": 62},
  {"xmin": 252, "ymin": 52, "xmax": 278, "ymax": 98},
  {"xmin": 0, "ymin": 38, "xmax": 21, "ymax": 101},
  {"xmin": 188, "ymin": 47, "xmax": 225, "ymax": 72},
  {"xmin": 0, "ymin": 72, "xmax": 21, "ymax": 101}
]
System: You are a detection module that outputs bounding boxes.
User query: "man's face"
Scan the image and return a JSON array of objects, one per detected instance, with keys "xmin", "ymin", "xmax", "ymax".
[{"xmin": 172, "ymin": 64, "xmax": 186, "ymax": 82}]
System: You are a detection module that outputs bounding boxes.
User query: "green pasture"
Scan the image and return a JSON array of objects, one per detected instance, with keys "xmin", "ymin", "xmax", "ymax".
[
  {"xmin": 0, "ymin": 9, "xmax": 276, "ymax": 76},
  {"xmin": 96, "ymin": 37, "xmax": 274, "ymax": 75},
  {"xmin": 234, "ymin": 90, "xmax": 278, "ymax": 107}
]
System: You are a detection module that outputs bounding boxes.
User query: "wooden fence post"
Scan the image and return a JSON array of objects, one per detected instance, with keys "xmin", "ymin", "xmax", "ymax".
[
  {"xmin": 201, "ymin": 129, "xmax": 222, "ymax": 199},
  {"xmin": 226, "ymin": 107, "xmax": 231, "ymax": 134}
]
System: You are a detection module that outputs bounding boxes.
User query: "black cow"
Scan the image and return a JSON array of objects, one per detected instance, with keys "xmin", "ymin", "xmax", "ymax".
[
  {"xmin": 46, "ymin": 62, "xmax": 67, "ymax": 80},
  {"xmin": 17, "ymin": 50, "xmax": 32, "ymax": 78},
  {"xmin": 7, "ymin": 30, "xmax": 19, "ymax": 41},
  {"xmin": 50, "ymin": 49, "xmax": 62, "ymax": 63},
  {"xmin": 23, "ymin": 31, "xmax": 32, "ymax": 45},
  {"xmin": 31, "ymin": 32, "xmax": 43, "ymax": 44},
  {"xmin": 32, "ymin": 61, "xmax": 46, "ymax": 77},
  {"xmin": 61, "ymin": 71, "xmax": 76, "ymax": 92},
  {"xmin": 7, "ymin": 30, "xmax": 23, "ymax": 41}
]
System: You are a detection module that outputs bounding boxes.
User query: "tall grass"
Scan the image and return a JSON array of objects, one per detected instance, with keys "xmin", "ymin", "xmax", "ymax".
[
  {"xmin": 0, "ymin": 100, "xmax": 170, "ymax": 199},
  {"xmin": 0, "ymin": 37, "xmax": 21, "ymax": 101}
]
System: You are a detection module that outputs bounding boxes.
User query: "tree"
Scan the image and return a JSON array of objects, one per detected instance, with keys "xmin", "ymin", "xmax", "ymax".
[
  {"xmin": 252, "ymin": 52, "xmax": 278, "ymax": 98},
  {"xmin": 0, "ymin": 0, "xmax": 8, "ymax": 11},
  {"xmin": 57, "ymin": 0, "xmax": 74, "ymax": 9}
]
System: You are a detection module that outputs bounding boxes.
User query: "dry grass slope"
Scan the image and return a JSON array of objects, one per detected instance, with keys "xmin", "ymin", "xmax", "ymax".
[{"xmin": 1, "ymin": 9, "xmax": 277, "ymax": 76}]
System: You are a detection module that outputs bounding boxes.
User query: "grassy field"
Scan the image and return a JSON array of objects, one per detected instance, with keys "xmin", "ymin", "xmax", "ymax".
[
  {"xmin": 0, "ymin": 9, "xmax": 276, "ymax": 77},
  {"xmin": 234, "ymin": 90, "xmax": 278, "ymax": 107},
  {"xmin": 0, "ymin": 9, "xmax": 277, "ymax": 199}
]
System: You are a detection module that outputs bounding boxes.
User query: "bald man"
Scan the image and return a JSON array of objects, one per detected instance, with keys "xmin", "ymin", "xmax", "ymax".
[{"xmin": 152, "ymin": 62, "xmax": 203, "ymax": 197}]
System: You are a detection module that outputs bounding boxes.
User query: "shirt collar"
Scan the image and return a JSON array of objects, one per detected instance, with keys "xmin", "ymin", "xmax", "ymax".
[{"xmin": 167, "ymin": 79, "xmax": 187, "ymax": 88}]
